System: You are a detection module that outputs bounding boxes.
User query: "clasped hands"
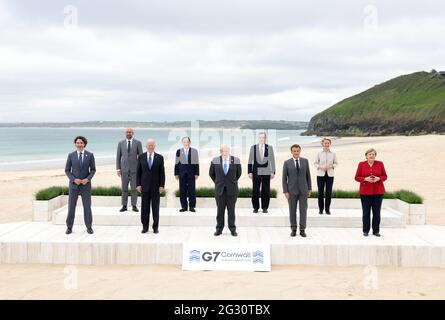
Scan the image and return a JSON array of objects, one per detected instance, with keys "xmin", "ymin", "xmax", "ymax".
[
  {"xmin": 136, "ymin": 186, "xmax": 165, "ymax": 193},
  {"xmin": 74, "ymin": 178, "xmax": 89, "ymax": 186},
  {"xmin": 364, "ymin": 176, "xmax": 381, "ymax": 183}
]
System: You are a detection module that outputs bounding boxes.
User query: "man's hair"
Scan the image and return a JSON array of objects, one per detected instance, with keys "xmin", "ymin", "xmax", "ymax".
[
  {"xmin": 74, "ymin": 136, "xmax": 87, "ymax": 146},
  {"xmin": 290, "ymin": 144, "xmax": 301, "ymax": 151},
  {"xmin": 258, "ymin": 132, "xmax": 267, "ymax": 138},
  {"xmin": 182, "ymin": 136, "xmax": 191, "ymax": 142}
]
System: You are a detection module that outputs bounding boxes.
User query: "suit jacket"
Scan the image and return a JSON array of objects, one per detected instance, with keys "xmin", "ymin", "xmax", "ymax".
[
  {"xmin": 116, "ymin": 139, "xmax": 143, "ymax": 173},
  {"xmin": 209, "ymin": 156, "xmax": 242, "ymax": 196},
  {"xmin": 247, "ymin": 144, "xmax": 276, "ymax": 176},
  {"xmin": 65, "ymin": 150, "xmax": 96, "ymax": 190},
  {"xmin": 354, "ymin": 160, "xmax": 387, "ymax": 195},
  {"xmin": 174, "ymin": 147, "xmax": 200, "ymax": 177},
  {"xmin": 136, "ymin": 152, "xmax": 166, "ymax": 193},
  {"xmin": 282, "ymin": 157, "xmax": 312, "ymax": 195}
]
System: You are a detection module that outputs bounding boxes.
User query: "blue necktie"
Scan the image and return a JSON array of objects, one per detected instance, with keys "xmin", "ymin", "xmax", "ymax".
[
  {"xmin": 79, "ymin": 152, "xmax": 83, "ymax": 167},
  {"xmin": 148, "ymin": 153, "xmax": 153, "ymax": 169},
  {"xmin": 223, "ymin": 160, "xmax": 228, "ymax": 175},
  {"xmin": 127, "ymin": 140, "xmax": 131, "ymax": 154}
]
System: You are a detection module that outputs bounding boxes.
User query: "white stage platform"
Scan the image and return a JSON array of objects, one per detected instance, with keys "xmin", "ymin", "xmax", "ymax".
[
  {"xmin": 52, "ymin": 206, "xmax": 405, "ymax": 228},
  {"xmin": 1, "ymin": 221, "xmax": 445, "ymax": 268}
]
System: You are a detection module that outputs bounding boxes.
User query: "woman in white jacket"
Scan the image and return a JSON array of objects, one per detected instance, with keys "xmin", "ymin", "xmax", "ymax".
[{"xmin": 314, "ymin": 138, "xmax": 338, "ymax": 215}]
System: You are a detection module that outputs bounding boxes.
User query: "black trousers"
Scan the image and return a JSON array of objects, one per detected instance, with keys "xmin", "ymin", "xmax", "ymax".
[
  {"xmin": 317, "ymin": 172, "xmax": 334, "ymax": 212},
  {"xmin": 360, "ymin": 194, "xmax": 383, "ymax": 234},
  {"xmin": 252, "ymin": 174, "xmax": 271, "ymax": 210},
  {"xmin": 179, "ymin": 174, "xmax": 196, "ymax": 209},
  {"xmin": 141, "ymin": 191, "xmax": 160, "ymax": 230},
  {"xmin": 215, "ymin": 189, "xmax": 237, "ymax": 232}
]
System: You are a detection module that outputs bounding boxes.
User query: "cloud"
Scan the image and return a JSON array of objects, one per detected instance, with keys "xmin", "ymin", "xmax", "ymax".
[{"xmin": 0, "ymin": 0, "xmax": 444, "ymax": 122}]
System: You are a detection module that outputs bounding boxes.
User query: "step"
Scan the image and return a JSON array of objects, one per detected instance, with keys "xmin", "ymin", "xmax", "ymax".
[
  {"xmin": 52, "ymin": 206, "xmax": 405, "ymax": 228},
  {"xmin": 1, "ymin": 222, "xmax": 444, "ymax": 267}
]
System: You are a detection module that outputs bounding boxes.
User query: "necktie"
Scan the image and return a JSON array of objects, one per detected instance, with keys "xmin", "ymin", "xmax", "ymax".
[
  {"xmin": 295, "ymin": 159, "xmax": 300, "ymax": 172},
  {"xmin": 223, "ymin": 160, "xmax": 228, "ymax": 175},
  {"xmin": 185, "ymin": 149, "xmax": 188, "ymax": 162},
  {"xmin": 127, "ymin": 140, "xmax": 131, "ymax": 154},
  {"xmin": 260, "ymin": 145, "xmax": 264, "ymax": 161},
  {"xmin": 79, "ymin": 152, "xmax": 83, "ymax": 167},
  {"xmin": 148, "ymin": 153, "xmax": 153, "ymax": 169}
]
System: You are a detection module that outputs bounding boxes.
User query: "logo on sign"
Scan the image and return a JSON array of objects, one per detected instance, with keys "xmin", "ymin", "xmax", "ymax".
[
  {"xmin": 189, "ymin": 250, "xmax": 200, "ymax": 263},
  {"xmin": 252, "ymin": 250, "xmax": 264, "ymax": 264}
]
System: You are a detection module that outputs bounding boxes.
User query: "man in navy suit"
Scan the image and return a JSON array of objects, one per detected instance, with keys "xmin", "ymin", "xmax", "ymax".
[
  {"xmin": 136, "ymin": 139, "xmax": 165, "ymax": 234},
  {"xmin": 174, "ymin": 137, "xmax": 199, "ymax": 212},
  {"xmin": 64, "ymin": 136, "xmax": 96, "ymax": 234}
]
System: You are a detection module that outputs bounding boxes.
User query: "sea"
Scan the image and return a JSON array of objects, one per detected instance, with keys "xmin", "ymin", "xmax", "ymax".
[{"xmin": 0, "ymin": 127, "xmax": 319, "ymax": 171}]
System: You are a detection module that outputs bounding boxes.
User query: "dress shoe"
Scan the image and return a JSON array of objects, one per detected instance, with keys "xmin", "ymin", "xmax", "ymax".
[
  {"xmin": 120, "ymin": 205, "xmax": 127, "ymax": 212},
  {"xmin": 253, "ymin": 209, "xmax": 259, "ymax": 213},
  {"xmin": 262, "ymin": 209, "xmax": 268, "ymax": 213},
  {"xmin": 153, "ymin": 229, "xmax": 159, "ymax": 234},
  {"xmin": 214, "ymin": 230, "xmax": 222, "ymax": 236},
  {"xmin": 325, "ymin": 211, "xmax": 331, "ymax": 215},
  {"xmin": 373, "ymin": 233, "xmax": 381, "ymax": 237},
  {"xmin": 141, "ymin": 228, "xmax": 148, "ymax": 234},
  {"xmin": 87, "ymin": 228, "xmax": 94, "ymax": 234},
  {"xmin": 132, "ymin": 206, "xmax": 139, "ymax": 212},
  {"xmin": 189, "ymin": 208, "xmax": 196, "ymax": 212},
  {"xmin": 290, "ymin": 230, "xmax": 297, "ymax": 237},
  {"xmin": 231, "ymin": 231, "xmax": 238, "ymax": 237},
  {"xmin": 363, "ymin": 232, "xmax": 369, "ymax": 237},
  {"xmin": 65, "ymin": 228, "xmax": 72, "ymax": 235},
  {"xmin": 179, "ymin": 208, "xmax": 187, "ymax": 212},
  {"xmin": 319, "ymin": 211, "xmax": 323, "ymax": 215},
  {"xmin": 300, "ymin": 230, "xmax": 307, "ymax": 237}
]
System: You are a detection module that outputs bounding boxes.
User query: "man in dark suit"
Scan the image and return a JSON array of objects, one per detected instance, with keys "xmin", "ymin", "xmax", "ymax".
[
  {"xmin": 116, "ymin": 128, "xmax": 143, "ymax": 213},
  {"xmin": 282, "ymin": 144, "xmax": 312, "ymax": 237},
  {"xmin": 248, "ymin": 132, "xmax": 276, "ymax": 213},
  {"xmin": 64, "ymin": 136, "xmax": 96, "ymax": 235},
  {"xmin": 136, "ymin": 139, "xmax": 165, "ymax": 234},
  {"xmin": 209, "ymin": 144, "xmax": 242, "ymax": 237},
  {"xmin": 174, "ymin": 137, "xmax": 199, "ymax": 212}
]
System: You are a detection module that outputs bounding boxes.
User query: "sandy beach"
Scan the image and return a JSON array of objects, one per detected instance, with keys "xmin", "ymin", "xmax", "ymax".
[{"xmin": 0, "ymin": 134, "xmax": 444, "ymax": 299}]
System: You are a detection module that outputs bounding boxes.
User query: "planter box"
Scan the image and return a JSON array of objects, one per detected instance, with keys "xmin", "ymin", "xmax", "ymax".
[
  {"xmin": 33, "ymin": 195, "xmax": 167, "ymax": 222},
  {"xmin": 174, "ymin": 197, "xmax": 280, "ymax": 208}
]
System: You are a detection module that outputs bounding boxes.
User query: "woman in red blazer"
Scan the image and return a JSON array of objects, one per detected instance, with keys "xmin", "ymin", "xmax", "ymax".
[{"xmin": 354, "ymin": 148, "xmax": 388, "ymax": 237}]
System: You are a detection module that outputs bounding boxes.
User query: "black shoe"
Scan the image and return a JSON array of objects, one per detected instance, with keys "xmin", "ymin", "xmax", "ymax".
[
  {"xmin": 65, "ymin": 228, "xmax": 72, "ymax": 235},
  {"xmin": 153, "ymin": 229, "xmax": 159, "ymax": 234},
  {"xmin": 363, "ymin": 232, "xmax": 369, "ymax": 237},
  {"xmin": 214, "ymin": 230, "xmax": 222, "ymax": 236},
  {"xmin": 290, "ymin": 230, "xmax": 297, "ymax": 237},
  {"xmin": 87, "ymin": 228, "xmax": 94, "ymax": 234},
  {"xmin": 141, "ymin": 228, "xmax": 148, "ymax": 234},
  {"xmin": 319, "ymin": 211, "xmax": 323, "ymax": 215},
  {"xmin": 231, "ymin": 231, "xmax": 238, "ymax": 237},
  {"xmin": 373, "ymin": 233, "xmax": 381, "ymax": 237},
  {"xmin": 300, "ymin": 230, "xmax": 307, "ymax": 237},
  {"xmin": 325, "ymin": 211, "xmax": 331, "ymax": 215},
  {"xmin": 262, "ymin": 209, "xmax": 268, "ymax": 213},
  {"xmin": 120, "ymin": 206, "xmax": 127, "ymax": 212},
  {"xmin": 253, "ymin": 209, "xmax": 259, "ymax": 213},
  {"xmin": 179, "ymin": 208, "xmax": 187, "ymax": 212},
  {"xmin": 189, "ymin": 208, "xmax": 196, "ymax": 212},
  {"xmin": 132, "ymin": 206, "xmax": 139, "ymax": 212}
]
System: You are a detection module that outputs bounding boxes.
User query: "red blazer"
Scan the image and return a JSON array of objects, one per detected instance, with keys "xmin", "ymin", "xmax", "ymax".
[{"xmin": 354, "ymin": 160, "xmax": 387, "ymax": 195}]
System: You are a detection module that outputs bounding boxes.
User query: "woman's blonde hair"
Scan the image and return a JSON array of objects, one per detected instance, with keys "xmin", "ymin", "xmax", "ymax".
[
  {"xmin": 321, "ymin": 137, "xmax": 332, "ymax": 145},
  {"xmin": 365, "ymin": 148, "xmax": 377, "ymax": 156}
]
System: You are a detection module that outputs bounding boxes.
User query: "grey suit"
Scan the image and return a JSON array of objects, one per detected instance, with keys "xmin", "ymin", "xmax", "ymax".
[
  {"xmin": 282, "ymin": 157, "xmax": 312, "ymax": 231},
  {"xmin": 116, "ymin": 139, "xmax": 143, "ymax": 206},
  {"xmin": 65, "ymin": 150, "xmax": 96, "ymax": 229}
]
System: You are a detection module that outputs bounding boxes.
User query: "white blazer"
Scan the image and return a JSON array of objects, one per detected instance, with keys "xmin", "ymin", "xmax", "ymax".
[{"xmin": 314, "ymin": 150, "xmax": 338, "ymax": 177}]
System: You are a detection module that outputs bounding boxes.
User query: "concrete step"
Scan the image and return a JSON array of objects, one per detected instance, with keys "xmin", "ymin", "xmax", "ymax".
[{"xmin": 52, "ymin": 206, "xmax": 405, "ymax": 228}]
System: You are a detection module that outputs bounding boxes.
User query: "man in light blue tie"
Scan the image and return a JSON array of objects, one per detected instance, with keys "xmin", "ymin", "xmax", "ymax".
[{"xmin": 209, "ymin": 144, "xmax": 242, "ymax": 236}]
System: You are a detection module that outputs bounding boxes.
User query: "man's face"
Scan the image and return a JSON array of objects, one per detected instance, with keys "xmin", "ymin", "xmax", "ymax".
[
  {"xmin": 126, "ymin": 129, "xmax": 133, "ymax": 140},
  {"xmin": 258, "ymin": 134, "xmax": 266, "ymax": 144},
  {"xmin": 146, "ymin": 141, "xmax": 155, "ymax": 153},
  {"xmin": 75, "ymin": 139, "xmax": 85, "ymax": 151},
  {"xmin": 221, "ymin": 147, "xmax": 229, "ymax": 158},
  {"xmin": 182, "ymin": 138, "xmax": 190, "ymax": 149},
  {"xmin": 291, "ymin": 147, "xmax": 301, "ymax": 158}
]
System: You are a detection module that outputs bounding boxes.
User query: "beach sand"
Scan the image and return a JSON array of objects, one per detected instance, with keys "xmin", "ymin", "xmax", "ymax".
[{"xmin": 0, "ymin": 135, "xmax": 444, "ymax": 299}]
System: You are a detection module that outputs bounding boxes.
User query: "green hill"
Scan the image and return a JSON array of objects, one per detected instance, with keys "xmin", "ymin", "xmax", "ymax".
[{"xmin": 303, "ymin": 70, "xmax": 445, "ymax": 136}]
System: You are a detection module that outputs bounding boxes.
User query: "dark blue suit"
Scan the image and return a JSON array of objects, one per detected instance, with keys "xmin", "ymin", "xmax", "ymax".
[
  {"xmin": 174, "ymin": 148, "xmax": 199, "ymax": 209},
  {"xmin": 64, "ymin": 150, "xmax": 96, "ymax": 229}
]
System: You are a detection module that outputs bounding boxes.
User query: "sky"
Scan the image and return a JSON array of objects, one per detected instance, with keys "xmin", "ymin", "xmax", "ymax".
[{"xmin": 0, "ymin": 0, "xmax": 444, "ymax": 122}]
